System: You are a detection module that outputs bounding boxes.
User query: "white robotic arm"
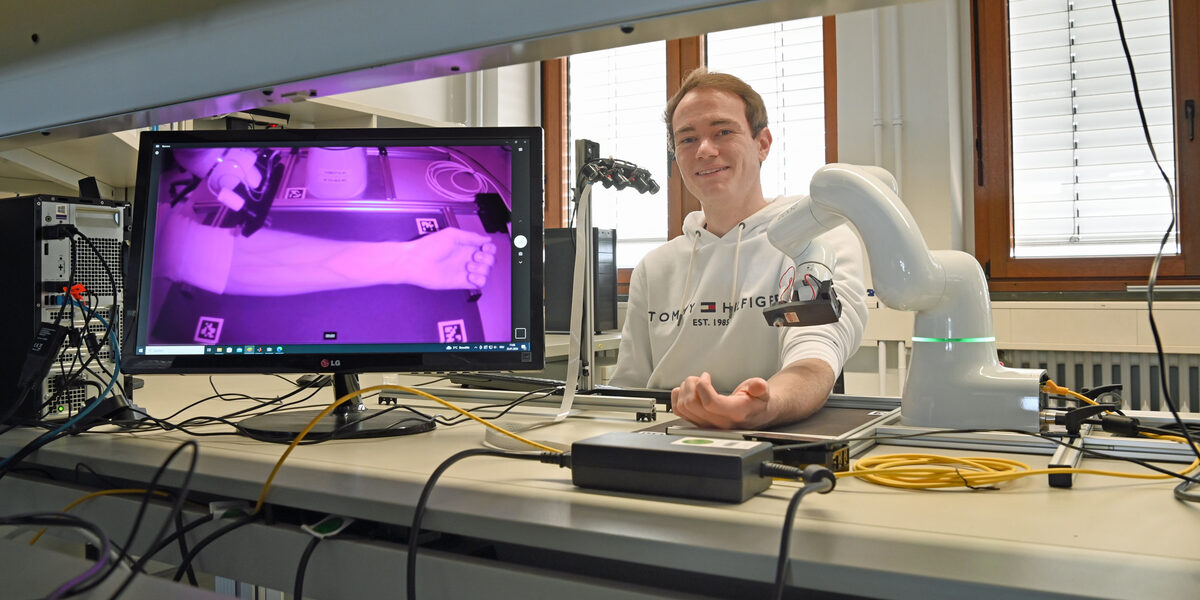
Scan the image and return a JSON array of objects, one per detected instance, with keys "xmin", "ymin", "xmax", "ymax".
[
  {"xmin": 767, "ymin": 164, "xmax": 1046, "ymax": 431},
  {"xmin": 762, "ymin": 234, "xmax": 842, "ymax": 328}
]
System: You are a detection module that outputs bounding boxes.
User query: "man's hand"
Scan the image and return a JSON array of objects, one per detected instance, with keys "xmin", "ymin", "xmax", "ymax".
[
  {"xmin": 401, "ymin": 228, "xmax": 497, "ymax": 290},
  {"xmin": 671, "ymin": 372, "xmax": 775, "ymax": 430},
  {"xmin": 671, "ymin": 359, "xmax": 835, "ymax": 430}
]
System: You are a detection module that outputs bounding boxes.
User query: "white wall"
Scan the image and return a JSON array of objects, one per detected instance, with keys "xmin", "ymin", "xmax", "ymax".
[{"xmin": 836, "ymin": 0, "xmax": 970, "ymax": 252}]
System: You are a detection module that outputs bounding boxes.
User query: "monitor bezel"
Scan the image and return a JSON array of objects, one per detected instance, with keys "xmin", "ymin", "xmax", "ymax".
[{"xmin": 121, "ymin": 126, "xmax": 545, "ymax": 376}]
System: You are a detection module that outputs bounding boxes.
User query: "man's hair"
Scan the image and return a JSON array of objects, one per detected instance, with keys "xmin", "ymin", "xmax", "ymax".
[{"xmin": 664, "ymin": 67, "xmax": 769, "ymax": 153}]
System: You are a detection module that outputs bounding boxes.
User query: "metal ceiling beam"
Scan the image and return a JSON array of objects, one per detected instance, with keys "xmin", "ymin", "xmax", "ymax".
[{"xmin": 0, "ymin": 0, "xmax": 907, "ymax": 150}]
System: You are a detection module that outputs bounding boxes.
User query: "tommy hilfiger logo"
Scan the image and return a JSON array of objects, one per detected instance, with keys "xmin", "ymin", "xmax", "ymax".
[{"xmin": 648, "ymin": 294, "xmax": 780, "ymax": 324}]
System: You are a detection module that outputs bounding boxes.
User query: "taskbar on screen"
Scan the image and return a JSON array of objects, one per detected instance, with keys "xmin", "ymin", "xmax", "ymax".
[{"xmin": 136, "ymin": 342, "xmax": 532, "ymax": 356}]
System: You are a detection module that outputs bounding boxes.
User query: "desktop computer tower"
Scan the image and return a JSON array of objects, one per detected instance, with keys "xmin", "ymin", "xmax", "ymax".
[
  {"xmin": 544, "ymin": 228, "xmax": 617, "ymax": 333},
  {"xmin": 0, "ymin": 195, "xmax": 127, "ymax": 424}
]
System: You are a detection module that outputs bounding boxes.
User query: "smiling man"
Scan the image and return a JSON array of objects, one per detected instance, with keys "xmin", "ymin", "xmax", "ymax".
[{"xmin": 609, "ymin": 68, "xmax": 868, "ymax": 429}]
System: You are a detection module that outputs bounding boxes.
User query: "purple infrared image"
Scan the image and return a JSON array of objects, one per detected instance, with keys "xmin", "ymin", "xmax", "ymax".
[{"xmin": 145, "ymin": 144, "xmax": 515, "ymax": 346}]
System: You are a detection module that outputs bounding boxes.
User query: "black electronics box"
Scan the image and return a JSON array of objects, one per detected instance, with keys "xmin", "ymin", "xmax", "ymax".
[
  {"xmin": 571, "ymin": 431, "xmax": 775, "ymax": 503},
  {"xmin": 0, "ymin": 195, "xmax": 126, "ymax": 424},
  {"xmin": 544, "ymin": 228, "xmax": 617, "ymax": 333}
]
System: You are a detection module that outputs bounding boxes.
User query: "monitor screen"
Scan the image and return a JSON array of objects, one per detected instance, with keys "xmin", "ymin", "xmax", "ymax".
[{"xmin": 121, "ymin": 127, "xmax": 544, "ymax": 439}]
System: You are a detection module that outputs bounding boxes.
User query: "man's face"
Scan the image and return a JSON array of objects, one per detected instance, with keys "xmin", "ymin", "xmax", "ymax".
[{"xmin": 671, "ymin": 87, "xmax": 771, "ymax": 207}]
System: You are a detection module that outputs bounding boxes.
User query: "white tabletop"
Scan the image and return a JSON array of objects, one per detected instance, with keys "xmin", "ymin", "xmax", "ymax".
[{"xmin": 2, "ymin": 373, "xmax": 1198, "ymax": 599}]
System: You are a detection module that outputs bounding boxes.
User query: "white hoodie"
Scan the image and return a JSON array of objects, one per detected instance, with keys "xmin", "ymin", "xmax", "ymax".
[{"xmin": 611, "ymin": 196, "xmax": 868, "ymax": 392}]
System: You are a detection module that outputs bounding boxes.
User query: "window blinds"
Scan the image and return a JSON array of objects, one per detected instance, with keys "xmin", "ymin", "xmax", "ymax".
[
  {"xmin": 707, "ymin": 17, "xmax": 826, "ymax": 199},
  {"xmin": 1009, "ymin": 0, "xmax": 1176, "ymax": 258},
  {"xmin": 568, "ymin": 42, "xmax": 668, "ymax": 269}
]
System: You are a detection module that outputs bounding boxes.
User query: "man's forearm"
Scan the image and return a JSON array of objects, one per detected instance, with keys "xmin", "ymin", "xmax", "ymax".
[{"xmin": 765, "ymin": 358, "xmax": 836, "ymax": 425}]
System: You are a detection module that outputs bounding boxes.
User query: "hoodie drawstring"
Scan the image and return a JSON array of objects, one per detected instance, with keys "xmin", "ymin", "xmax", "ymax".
[
  {"xmin": 678, "ymin": 230, "xmax": 702, "ymax": 318},
  {"xmin": 729, "ymin": 222, "xmax": 746, "ymax": 309}
]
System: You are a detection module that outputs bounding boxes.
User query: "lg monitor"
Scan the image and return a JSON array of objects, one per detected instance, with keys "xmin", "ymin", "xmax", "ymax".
[{"xmin": 122, "ymin": 127, "xmax": 545, "ymax": 441}]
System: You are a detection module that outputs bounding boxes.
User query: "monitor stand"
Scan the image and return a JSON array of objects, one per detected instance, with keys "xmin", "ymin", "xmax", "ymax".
[{"xmin": 238, "ymin": 373, "xmax": 436, "ymax": 442}]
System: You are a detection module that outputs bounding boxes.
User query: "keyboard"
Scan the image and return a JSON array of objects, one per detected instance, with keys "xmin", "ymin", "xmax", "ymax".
[{"xmin": 447, "ymin": 372, "xmax": 672, "ymax": 403}]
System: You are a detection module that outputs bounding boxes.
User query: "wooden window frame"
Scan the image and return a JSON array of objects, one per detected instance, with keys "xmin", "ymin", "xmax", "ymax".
[
  {"xmin": 542, "ymin": 16, "xmax": 839, "ymax": 295},
  {"xmin": 972, "ymin": 0, "xmax": 1200, "ymax": 292}
]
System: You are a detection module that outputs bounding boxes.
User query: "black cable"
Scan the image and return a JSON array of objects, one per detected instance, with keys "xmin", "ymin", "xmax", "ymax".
[
  {"xmin": 157, "ymin": 382, "xmax": 317, "ymax": 424},
  {"xmin": 0, "ymin": 428, "xmax": 73, "ymax": 481},
  {"xmin": 334, "ymin": 386, "xmax": 559, "ymax": 436},
  {"xmin": 66, "ymin": 441, "xmax": 200, "ymax": 598},
  {"xmin": 101, "ymin": 380, "xmax": 328, "ymax": 438},
  {"xmin": 182, "ymin": 383, "xmax": 323, "ymax": 426},
  {"xmin": 0, "ymin": 512, "xmax": 112, "ymax": 599},
  {"xmin": 407, "ymin": 449, "xmax": 551, "ymax": 600},
  {"xmin": 759, "ymin": 464, "xmax": 836, "ymax": 599},
  {"xmin": 1149, "ymin": 421, "xmax": 1200, "ymax": 437},
  {"xmin": 439, "ymin": 387, "xmax": 562, "ymax": 425},
  {"xmin": 173, "ymin": 507, "xmax": 199, "ymax": 586},
  {"xmin": 85, "ymin": 414, "xmax": 249, "ymax": 438},
  {"xmin": 3, "ymin": 294, "xmax": 121, "ymax": 466},
  {"xmin": 407, "ymin": 376, "xmax": 451, "ymax": 387},
  {"xmin": 73, "ymin": 235, "xmax": 120, "ymax": 382},
  {"xmin": 1125, "ymin": 423, "xmax": 1200, "ymax": 502},
  {"xmin": 122, "ymin": 513, "xmax": 216, "ymax": 576},
  {"xmin": 773, "ymin": 487, "xmax": 811, "ymax": 600},
  {"xmin": 1044, "ymin": 392, "xmax": 1126, "ymax": 417},
  {"xmin": 14, "ymin": 228, "xmax": 117, "ymax": 437},
  {"xmin": 38, "ymin": 376, "xmax": 107, "ymax": 418},
  {"xmin": 293, "ymin": 535, "xmax": 322, "ymax": 600},
  {"xmin": 1109, "ymin": 1, "xmax": 1200, "ymax": 503},
  {"xmin": 410, "ymin": 386, "xmax": 561, "ymax": 428},
  {"xmin": 108, "ymin": 439, "xmax": 196, "ymax": 564},
  {"xmin": 171, "ymin": 513, "xmax": 260, "ymax": 582},
  {"xmin": 82, "ymin": 360, "xmax": 130, "ymax": 411},
  {"xmin": 74, "ymin": 462, "xmax": 123, "ymax": 489},
  {"xmin": 73, "ymin": 231, "xmax": 120, "ymax": 322},
  {"xmin": 48, "ymin": 231, "xmax": 121, "ymax": 425},
  {"xmin": 1135, "ymin": 424, "xmax": 1192, "ymax": 439},
  {"xmin": 272, "ymin": 373, "xmax": 302, "ymax": 387},
  {"xmin": 24, "ymin": 235, "xmax": 80, "ymax": 423},
  {"xmin": 210, "ymin": 376, "xmax": 238, "ymax": 403}
]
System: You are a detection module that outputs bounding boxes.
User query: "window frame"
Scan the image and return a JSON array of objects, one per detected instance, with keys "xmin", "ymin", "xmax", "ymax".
[
  {"xmin": 541, "ymin": 17, "xmax": 838, "ymax": 295},
  {"xmin": 973, "ymin": 0, "xmax": 1200, "ymax": 292}
]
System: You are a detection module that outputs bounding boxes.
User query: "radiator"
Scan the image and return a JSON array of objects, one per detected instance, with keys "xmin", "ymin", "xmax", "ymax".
[{"xmin": 1001, "ymin": 350, "xmax": 1200, "ymax": 414}]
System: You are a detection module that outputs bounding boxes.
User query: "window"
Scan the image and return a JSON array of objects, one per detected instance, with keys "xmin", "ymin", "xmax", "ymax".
[
  {"xmin": 1009, "ymin": 0, "xmax": 1174, "ymax": 258},
  {"xmin": 708, "ymin": 18, "xmax": 828, "ymax": 198},
  {"xmin": 542, "ymin": 17, "xmax": 836, "ymax": 290},
  {"xmin": 974, "ymin": 0, "xmax": 1199, "ymax": 290},
  {"xmin": 567, "ymin": 42, "xmax": 668, "ymax": 268}
]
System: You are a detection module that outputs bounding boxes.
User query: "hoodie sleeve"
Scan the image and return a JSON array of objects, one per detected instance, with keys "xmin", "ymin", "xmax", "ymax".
[
  {"xmin": 610, "ymin": 262, "xmax": 654, "ymax": 388},
  {"xmin": 779, "ymin": 225, "xmax": 868, "ymax": 375}
]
